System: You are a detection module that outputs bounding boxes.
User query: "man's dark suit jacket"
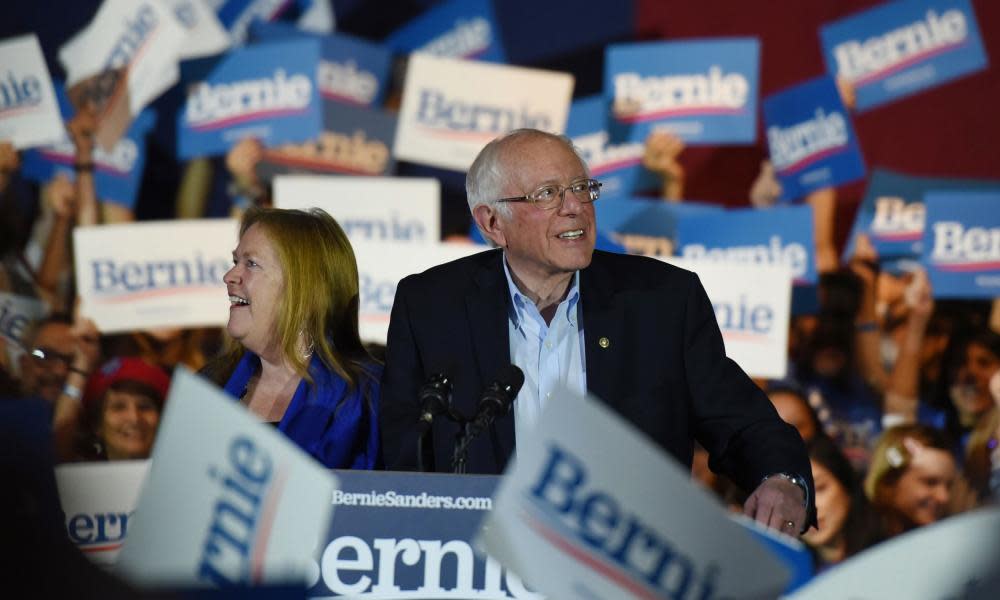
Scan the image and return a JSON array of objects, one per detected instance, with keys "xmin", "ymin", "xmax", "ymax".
[{"xmin": 380, "ymin": 249, "xmax": 813, "ymax": 505}]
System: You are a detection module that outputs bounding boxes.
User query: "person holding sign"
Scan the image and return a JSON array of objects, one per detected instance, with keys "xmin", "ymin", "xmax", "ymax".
[
  {"xmin": 204, "ymin": 207, "xmax": 381, "ymax": 469},
  {"xmin": 381, "ymin": 129, "xmax": 816, "ymax": 534}
]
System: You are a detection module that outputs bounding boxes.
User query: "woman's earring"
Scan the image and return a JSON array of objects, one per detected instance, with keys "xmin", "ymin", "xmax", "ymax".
[{"xmin": 300, "ymin": 330, "xmax": 314, "ymax": 361}]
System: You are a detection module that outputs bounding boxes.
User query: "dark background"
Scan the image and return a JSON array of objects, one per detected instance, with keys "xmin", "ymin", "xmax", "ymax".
[{"xmin": 4, "ymin": 0, "xmax": 997, "ymax": 247}]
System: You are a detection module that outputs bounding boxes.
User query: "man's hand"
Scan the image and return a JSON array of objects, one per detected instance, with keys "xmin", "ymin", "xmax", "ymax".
[
  {"xmin": 749, "ymin": 160, "xmax": 782, "ymax": 208},
  {"xmin": 67, "ymin": 112, "xmax": 97, "ymax": 163},
  {"xmin": 226, "ymin": 137, "xmax": 264, "ymax": 188},
  {"xmin": 743, "ymin": 476, "xmax": 807, "ymax": 536},
  {"xmin": 45, "ymin": 172, "xmax": 78, "ymax": 220}
]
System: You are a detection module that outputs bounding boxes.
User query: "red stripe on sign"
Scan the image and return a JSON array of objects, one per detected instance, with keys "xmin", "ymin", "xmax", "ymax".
[
  {"xmin": 80, "ymin": 542, "xmax": 123, "ymax": 553},
  {"xmin": 591, "ymin": 157, "xmax": 643, "ymax": 175},
  {"xmin": 418, "ymin": 125, "xmax": 498, "ymax": 143},
  {"xmin": 521, "ymin": 508, "xmax": 665, "ymax": 600},
  {"xmin": 251, "ymin": 465, "xmax": 289, "ymax": 584},
  {"xmin": 617, "ymin": 106, "xmax": 746, "ymax": 124},
  {"xmin": 775, "ymin": 144, "xmax": 848, "ymax": 176},
  {"xmin": 853, "ymin": 40, "xmax": 969, "ymax": 87},
  {"xmin": 262, "ymin": 151, "xmax": 380, "ymax": 175},
  {"xmin": 873, "ymin": 230, "xmax": 922, "ymax": 242},
  {"xmin": 191, "ymin": 107, "xmax": 309, "ymax": 132},
  {"xmin": 95, "ymin": 284, "xmax": 223, "ymax": 303},
  {"xmin": 935, "ymin": 260, "xmax": 1000, "ymax": 272}
]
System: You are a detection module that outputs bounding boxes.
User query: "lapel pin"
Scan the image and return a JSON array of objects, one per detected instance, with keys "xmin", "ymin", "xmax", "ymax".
[{"xmin": 598, "ymin": 336, "xmax": 610, "ymax": 349}]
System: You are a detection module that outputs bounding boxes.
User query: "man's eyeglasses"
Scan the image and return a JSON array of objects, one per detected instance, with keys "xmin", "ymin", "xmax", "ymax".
[
  {"xmin": 495, "ymin": 178, "xmax": 602, "ymax": 210},
  {"xmin": 30, "ymin": 347, "xmax": 74, "ymax": 369}
]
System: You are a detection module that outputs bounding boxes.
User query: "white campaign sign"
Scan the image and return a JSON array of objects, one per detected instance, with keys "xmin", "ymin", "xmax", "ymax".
[
  {"xmin": 480, "ymin": 385, "xmax": 790, "ymax": 600},
  {"xmin": 0, "ymin": 291, "xmax": 49, "ymax": 374},
  {"xmin": 353, "ymin": 241, "xmax": 489, "ymax": 344},
  {"xmin": 394, "ymin": 53, "xmax": 574, "ymax": 171},
  {"xmin": 0, "ymin": 291, "xmax": 48, "ymax": 347},
  {"xmin": 273, "ymin": 174, "xmax": 441, "ymax": 244},
  {"xmin": 0, "ymin": 34, "xmax": 66, "ymax": 149},
  {"xmin": 790, "ymin": 508, "xmax": 1000, "ymax": 599},
  {"xmin": 73, "ymin": 219, "xmax": 237, "ymax": 333},
  {"xmin": 117, "ymin": 368, "xmax": 338, "ymax": 587},
  {"xmin": 55, "ymin": 460, "xmax": 151, "ymax": 569},
  {"xmin": 162, "ymin": 0, "xmax": 231, "ymax": 60},
  {"xmin": 58, "ymin": 0, "xmax": 186, "ymax": 146},
  {"xmin": 663, "ymin": 257, "xmax": 791, "ymax": 379}
]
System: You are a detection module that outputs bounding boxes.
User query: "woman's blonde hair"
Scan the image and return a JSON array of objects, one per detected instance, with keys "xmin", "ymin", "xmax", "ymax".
[
  {"xmin": 864, "ymin": 424, "xmax": 951, "ymax": 503},
  {"xmin": 217, "ymin": 207, "xmax": 372, "ymax": 388}
]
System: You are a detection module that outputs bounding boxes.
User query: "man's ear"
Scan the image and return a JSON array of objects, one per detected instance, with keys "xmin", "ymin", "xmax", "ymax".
[{"xmin": 473, "ymin": 204, "xmax": 507, "ymax": 248}]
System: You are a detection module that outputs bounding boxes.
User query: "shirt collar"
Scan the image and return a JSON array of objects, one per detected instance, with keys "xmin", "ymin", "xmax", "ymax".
[{"xmin": 502, "ymin": 256, "xmax": 580, "ymax": 329}]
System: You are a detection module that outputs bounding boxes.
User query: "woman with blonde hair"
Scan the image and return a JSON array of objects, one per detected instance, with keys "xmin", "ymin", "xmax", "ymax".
[
  {"xmin": 865, "ymin": 424, "xmax": 957, "ymax": 538},
  {"xmin": 205, "ymin": 207, "xmax": 380, "ymax": 468}
]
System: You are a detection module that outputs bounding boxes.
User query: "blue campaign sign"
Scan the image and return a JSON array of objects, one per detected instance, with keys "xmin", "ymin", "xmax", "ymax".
[
  {"xmin": 676, "ymin": 205, "xmax": 817, "ymax": 285},
  {"xmin": 20, "ymin": 83, "xmax": 156, "ymax": 210},
  {"xmin": 595, "ymin": 197, "xmax": 724, "ymax": 257},
  {"xmin": 763, "ymin": 75, "xmax": 866, "ymax": 202},
  {"xmin": 249, "ymin": 21, "xmax": 393, "ymax": 108},
  {"xmin": 604, "ymin": 38, "xmax": 759, "ymax": 145},
  {"xmin": 567, "ymin": 95, "xmax": 661, "ymax": 197},
  {"xmin": 923, "ymin": 191, "xmax": 1000, "ymax": 299},
  {"xmin": 842, "ymin": 168, "xmax": 1000, "ymax": 263},
  {"xmin": 256, "ymin": 100, "xmax": 397, "ymax": 179},
  {"xmin": 177, "ymin": 38, "xmax": 322, "ymax": 159},
  {"xmin": 309, "ymin": 471, "xmax": 539, "ymax": 598},
  {"xmin": 385, "ymin": 0, "xmax": 506, "ymax": 63},
  {"xmin": 820, "ymin": 0, "xmax": 989, "ymax": 112}
]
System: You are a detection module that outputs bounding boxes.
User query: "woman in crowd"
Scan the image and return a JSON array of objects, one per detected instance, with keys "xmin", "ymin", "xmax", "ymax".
[
  {"xmin": 804, "ymin": 434, "xmax": 883, "ymax": 569},
  {"xmin": 954, "ymin": 332, "xmax": 1000, "ymax": 499},
  {"xmin": 204, "ymin": 207, "xmax": 381, "ymax": 469},
  {"xmin": 864, "ymin": 424, "xmax": 958, "ymax": 538},
  {"xmin": 80, "ymin": 357, "xmax": 170, "ymax": 461}
]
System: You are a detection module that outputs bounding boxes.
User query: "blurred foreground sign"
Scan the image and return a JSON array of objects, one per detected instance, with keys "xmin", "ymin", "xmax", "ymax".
[
  {"xmin": 74, "ymin": 219, "xmax": 236, "ymax": 333},
  {"xmin": 117, "ymin": 368, "xmax": 337, "ymax": 587},
  {"xmin": 790, "ymin": 508, "xmax": 1000, "ymax": 599},
  {"xmin": 480, "ymin": 385, "xmax": 790, "ymax": 599}
]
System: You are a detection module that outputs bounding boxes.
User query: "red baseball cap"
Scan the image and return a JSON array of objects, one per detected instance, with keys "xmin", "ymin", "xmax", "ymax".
[{"xmin": 83, "ymin": 357, "xmax": 171, "ymax": 411}]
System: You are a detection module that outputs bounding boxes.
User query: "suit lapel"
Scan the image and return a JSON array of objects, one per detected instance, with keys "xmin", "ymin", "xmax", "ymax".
[
  {"xmin": 465, "ymin": 250, "xmax": 515, "ymax": 469},
  {"xmin": 581, "ymin": 252, "xmax": 625, "ymax": 408}
]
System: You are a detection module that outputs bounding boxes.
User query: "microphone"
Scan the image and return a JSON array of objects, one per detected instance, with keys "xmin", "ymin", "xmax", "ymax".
[
  {"xmin": 416, "ymin": 373, "xmax": 454, "ymax": 432},
  {"xmin": 452, "ymin": 365, "xmax": 524, "ymax": 473},
  {"xmin": 471, "ymin": 364, "xmax": 524, "ymax": 432},
  {"xmin": 414, "ymin": 373, "xmax": 453, "ymax": 472}
]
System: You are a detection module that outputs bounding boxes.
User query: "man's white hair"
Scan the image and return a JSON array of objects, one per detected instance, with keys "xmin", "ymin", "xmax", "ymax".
[{"xmin": 465, "ymin": 129, "xmax": 590, "ymax": 242}]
